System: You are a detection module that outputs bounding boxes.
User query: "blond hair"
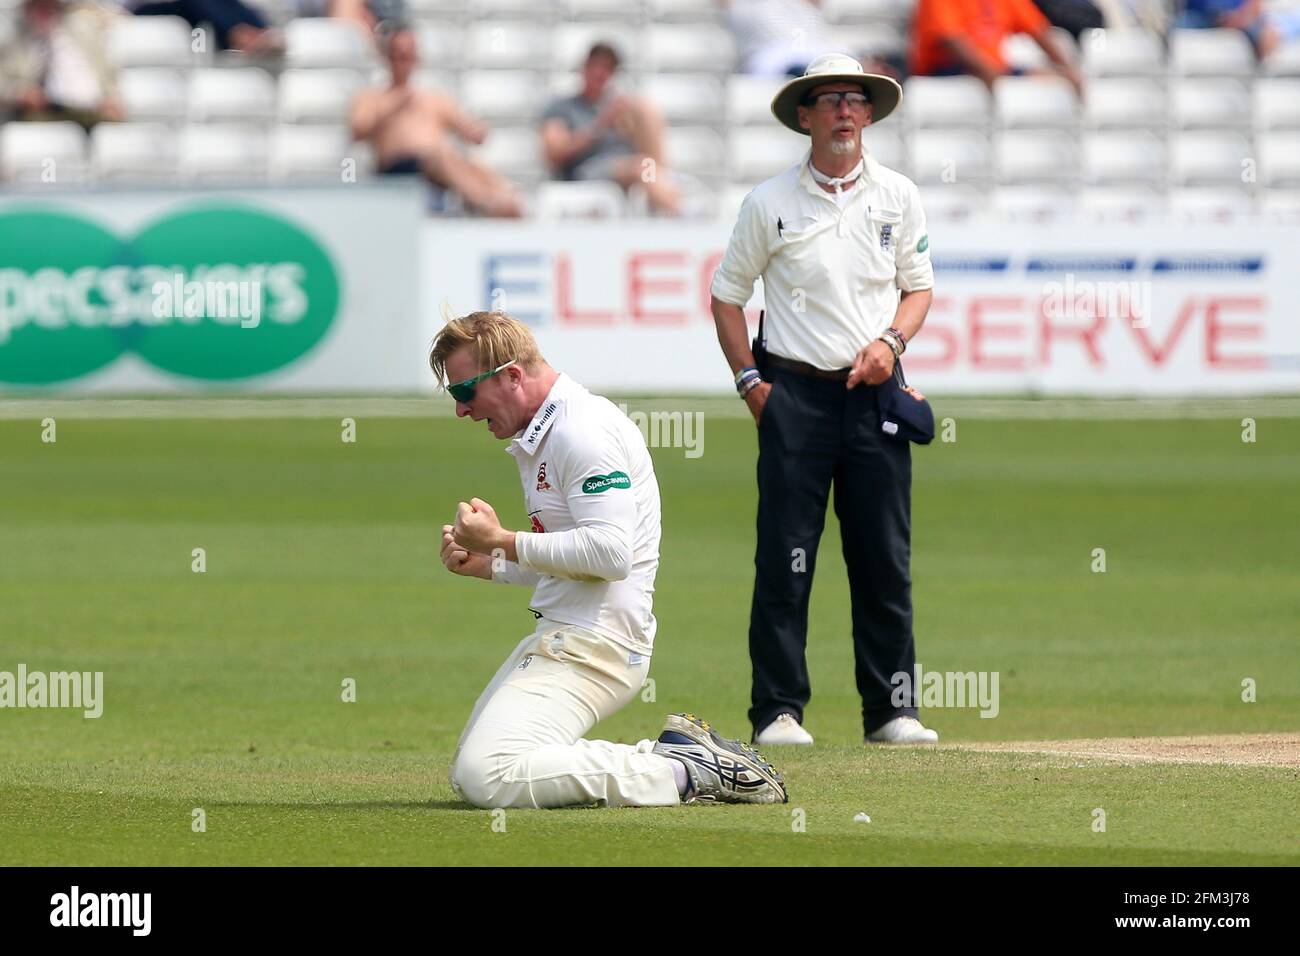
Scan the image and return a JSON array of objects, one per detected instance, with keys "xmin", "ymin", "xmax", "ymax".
[{"xmin": 428, "ymin": 309, "xmax": 543, "ymax": 386}]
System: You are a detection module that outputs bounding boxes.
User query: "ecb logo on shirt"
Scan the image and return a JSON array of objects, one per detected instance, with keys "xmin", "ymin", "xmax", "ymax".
[{"xmin": 879, "ymin": 223, "xmax": 893, "ymax": 251}]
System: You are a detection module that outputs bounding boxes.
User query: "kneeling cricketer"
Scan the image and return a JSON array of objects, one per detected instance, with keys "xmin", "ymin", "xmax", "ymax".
[{"xmin": 434, "ymin": 310, "xmax": 787, "ymax": 809}]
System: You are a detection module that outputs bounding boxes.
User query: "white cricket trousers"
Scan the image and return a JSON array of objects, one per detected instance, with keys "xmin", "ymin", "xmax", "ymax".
[{"xmin": 448, "ymin": 620, "xmax": 681, "ymax": 809}]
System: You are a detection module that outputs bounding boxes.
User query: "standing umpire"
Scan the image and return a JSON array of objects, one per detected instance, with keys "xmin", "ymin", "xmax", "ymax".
[{"xmin": 710, "ymin": 53, "xmax": 938, "ymax": 747}]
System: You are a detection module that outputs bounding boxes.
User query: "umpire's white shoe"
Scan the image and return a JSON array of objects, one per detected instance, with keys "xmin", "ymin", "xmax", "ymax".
[
  {"xmin": 754, "ymin": 713, "xmax": 815, "ymax": 746},
  {"xmin": 866, "ymin": 716, "xmax": 939, "ymax": 744},
  {"xmin": 653, "ymin": 713, "xmax": 788, "ymax": 804}
]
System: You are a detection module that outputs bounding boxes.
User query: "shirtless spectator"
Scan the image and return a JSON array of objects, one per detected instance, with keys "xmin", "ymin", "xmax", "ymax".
[
  {"xmin": 540, "ymin": 43, "xmax": 683, "ymax": 216},
  {"xmin": 350, "ymin": 28, "xmax": 522, "ymax": 218}
]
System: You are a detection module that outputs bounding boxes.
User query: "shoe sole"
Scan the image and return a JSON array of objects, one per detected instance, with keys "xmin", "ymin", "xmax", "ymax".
[{"xmin": 665, "ymin": 713, "xmax": 789, "ymax": 803}]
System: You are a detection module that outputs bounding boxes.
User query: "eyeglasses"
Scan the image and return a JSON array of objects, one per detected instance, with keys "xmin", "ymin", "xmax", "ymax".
[
  {"xmin": 802, "ymin": 91, "xmax": 870, "ymax": 112},
  {"xmin": 447, "ymin": 360, "xmax": 515, "ymax": 402}
]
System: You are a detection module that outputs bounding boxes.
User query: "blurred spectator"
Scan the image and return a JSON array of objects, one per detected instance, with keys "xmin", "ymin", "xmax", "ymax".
[
  {"xmin": 909, "ymin": 0, "xmax": 1084, "ymax": 95},
  {"xmin": 0, "ymin": 0, "xmax": 122, "ymax": 129},
  {"xmin": 1177, "ymin": 1, "xmax": 1300, "ymax": 59},
  {"xmin": 723, "ymin": 0, "xmax": 835, "ymax": 77},
  {"xmin": 1032, "ymin": 0, "xmax": 1105, "ymax": 38},
  {"xmin": 124, "ymin": 0, "xmax": 282, "ymax": 53},
  {"xmin": 540, "ymin": 43, "xmax": 683, "ymax": 216},
  {"xmin": 351, "ymin": 28, "xmax": 523, "ymax": 217}
]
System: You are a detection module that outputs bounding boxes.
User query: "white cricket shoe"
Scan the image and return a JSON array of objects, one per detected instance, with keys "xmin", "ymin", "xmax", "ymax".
[
  {"xmin": 754, "ymin": 713, "xmax": 815, "ymax": 746},
  {"xmin": 866, "ymin": 716, "xmax": 939, "ymax": 744}
]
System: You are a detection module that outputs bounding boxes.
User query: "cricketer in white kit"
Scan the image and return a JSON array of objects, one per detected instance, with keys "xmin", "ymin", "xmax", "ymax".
[{"xmin": 432, "ymin": 310, "xmax": 788, "ymax": 809}]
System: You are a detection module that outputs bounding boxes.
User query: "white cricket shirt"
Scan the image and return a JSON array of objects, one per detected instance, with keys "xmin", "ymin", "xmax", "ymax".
[
  {"xmin": 493, "ymin": 374, "xmax": 661, "ymax": 654},
  {"xmin": 711, "ymin": 148, "xmax": 935, "ymax": 371}
]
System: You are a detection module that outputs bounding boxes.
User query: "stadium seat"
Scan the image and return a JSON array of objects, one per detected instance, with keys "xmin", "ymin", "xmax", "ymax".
[
  {"xmin": 1258, "ymin": 132, "xmax": 1300, "ymax": 187},
  {"xmin": 1083, "ymin": 78, "xmax": 1167, "ymax": 130},
  {"xmin": 727, "ymin": 128, "xmax": 806, "ymax": 184},
  {"xmin": 414, "ymin": 23, "xmax": 465, "ymax": 73},
  {"xmin": 1001, "ymin": 28, "xmax": 1077, "ymax": 71},
  {"xmin": 470, "ymin": 125, "xmax": 547, "ymax": 183},
  {"xmin": 1169, "ymin": 29, "xmax": 1255, "ymax": 78},
  {"xmin": 535, "ymin": 181, "xmax": 626, "ymax": 218},
  {"xmin": 1260, "ymin": 190, "xmax": 1300, "ymax": 223},
  {"xmin": 279, "ymin": 70, "xmax": 366, "ymax": 125},
  {"xmin": 726, "ymin": 75, "xmax": 785, "ymax": 126},
  {"xmin": 0, "ymin": 121, "xmax": 87, "ymax": 183},
  {"xmin": 821, "ymin": 0, "xmax": 914, "ymax": 23},
  {"xmin": 412, "ymin": 69, "xmax": 459, "ymax": 96},
  {"xmin": 834, "ymin": 24, "xmax": 907, "ymax": 61},
  {"xmin": 550, "ymin": 23, "xmax": 640, "ymax": 72},
  {"xmin": 462, "ymin": 70, "xmax": 547, "ymax": 122},
  {"xmin": 909, "ymin": 129, "xmax": 993, "ymax": 186},
  {"xmin": 1080, "ymin": 28, "xmax": 1164, "ymax": 78},
  {"xmin": 646, "ymin": 0, "xmax": 722, "ymax": 21},
  {"xmin": 991, "ymin": 185, "xmax": 1076, "ymax": 222},
  {"xmin": 1082, "ymin": 130, "xmax": 1165, "ymax": 186},
  {"xmin": 1264, "ymin": 39, "xmax": 1300, "ymax": 77},
  {"xmin": 995, "ymin": 130, "xmax": 1078, "ymax": 185},
  {"xmin": 178, "ymin": 124, "xmax": 268, "ymax": 182},
  {"xmin": 863, "ymin": 126, "xmax": 905, "ymax": 172},
  {"xmin": 107, "ymin": 15, "xmax": 195, "ymax": 69},
  {"xmin": 643, "ymin": 24, "xmax": 737, "ymax": 72},
  {"xmin": 188, "ymin": 68, "xmax": 277, "ymax": 124},
  {"xmin": 465, "ymin": 21, "xmax": 552, "ymax": 70},
  {"xmin": 1079, "ymin": 186, "xmax": 1167, "ymax": 223},
  {"xmin": 716, "ymin": 183, "xmax": 755, "ymax": 222},
  {"xmin": 118, "ymin": 68, "xmax": 189, "ymax": 123},
  {"xmin": 1168, "ymin": 187, "xmax": 1254, "ymax": 222},
  {"xmin": 91, "ymin": 122, "xmax": 179, "ymax": 183},
  {"xmin": 564, "ymin": 0, "xmax": 645, "ymax": 19},
  {"xmin": 901, "ymin": 76, "xmax": 990, "ymax": 131},
  {"xmin": 269, "ymin": 125, "xmax": 354, "ymax": 182},
  {"xmin": 285, "ymin": 18, "xmax": 376, "ymax": 70},
  {"xmin": 407, "ymin": 0, "xmax": 470, "ymax": 18},
  {"xmin": 1254, "ymin": 79, "xmax": 1300, "ymax": 130},
  {"xmin": 667, "ymin": 126, "xmax": 728, "ymax": 180},
  {"xmin": 916, "ymin": 183, "xmax": 986, "ymax": 222},
  {"xmin": 1170, "ymin": 79, "xmax": 1251, "ymax": 130},
  {"xmin": 468, "ymin": 0, "xmax": 560, "ymax": 20},
  {"xmin": 1169, "ymin": 131, "xmax": 1253, "ymax": 186},
  {"xmin": 994, "ymin": 76, "xmax": 1079, "ymax": 129},
  {"xmin": 640, "ymin": 74, "xmax": 724, "ymax": 124}
]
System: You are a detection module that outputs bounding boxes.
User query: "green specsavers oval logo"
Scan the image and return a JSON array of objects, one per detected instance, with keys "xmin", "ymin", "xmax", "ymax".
[
  {"xmin": 0, "ymin": 204, "xmax": 341, "ymax": 385},
  {"xmin": 582, "ymin": 471, "xmax": 631, "ymax": 494}
]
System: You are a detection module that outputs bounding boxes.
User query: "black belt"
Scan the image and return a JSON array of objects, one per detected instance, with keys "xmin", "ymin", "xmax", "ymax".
[{"xmin": 765, "ymin": 354, "xmax": 851, "ymax": 382}]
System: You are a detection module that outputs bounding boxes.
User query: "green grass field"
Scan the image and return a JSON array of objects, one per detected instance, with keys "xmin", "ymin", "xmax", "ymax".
[{"xmin": 1, "ymin": 407, "xmax": 1297, "ymax": 865}]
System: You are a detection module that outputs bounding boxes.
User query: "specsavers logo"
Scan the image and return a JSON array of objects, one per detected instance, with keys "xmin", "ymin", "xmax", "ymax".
[
  {"xmin": 0, "ymin": 204, "xmax": 340, "ymax": 384},
  {"xmin": 581, "ymin": 471, "xmax": 631, "ymax": 494}
]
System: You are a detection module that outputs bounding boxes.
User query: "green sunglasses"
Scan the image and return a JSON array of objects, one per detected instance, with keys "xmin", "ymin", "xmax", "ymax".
[{"xmin": 446, "ymin": 359, "xmax": 515, "ymax": 402}]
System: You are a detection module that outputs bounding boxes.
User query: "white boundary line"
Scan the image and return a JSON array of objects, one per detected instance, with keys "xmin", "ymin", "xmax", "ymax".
[{"xmin": 3, "ymin": 396, "xmax": 1300, "ymax": 421}]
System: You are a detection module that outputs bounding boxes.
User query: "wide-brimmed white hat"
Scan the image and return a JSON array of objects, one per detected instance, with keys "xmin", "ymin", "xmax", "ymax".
[{"xmin": 770, "ymin": 53, "xmax": 902, "ymax": 134}]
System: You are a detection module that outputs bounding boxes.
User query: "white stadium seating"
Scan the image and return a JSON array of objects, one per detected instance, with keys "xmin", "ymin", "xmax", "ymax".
[
  {"xmin": 107, "ymin": 15, "xmax": 195, "ymax": 69},
  {"xmin": 269, "ymin": 125, "xmax": 354, "ymax": 181},
  {"xmin": 1079, "ymin": 186, "xmax": 1167, "ymax": 223},
  {"xmin": 1253, "ymin": 79, "xmax": 1300, "ymax": 130},
  {"xmin": 535, "ymin": 181, "xmax": 626, "ymax": 219},
  {"xmin": 727, "ymin": 75, "xmax": 785, "ymax": 126},
  {"xmin": 0, "ymin": 121, "xmax": 87, "ymax": 183},
  {"xmin": 1258, "ymin": 132, "xmax": 1300, "ymax": 188},
  {"xmin": 1169, "ymin": 131, "xmax": 1253, "ymax": 187},
  {"xmin": 178, "ymin": 124, "xmax": 268, "ymax": 182},
  {"xmin": 188, "ymin": 68, "xmax": 277, "ymax": 124},
  {"xmin": 727, "ymin": 128, "xmax": 806, "ymax": 183},
  {"xmin": 643, "ymin": 24, "xmax": 737, "ymax": 73},
  {"xmin": 414, "ymin": 24, "xmax": 465, "ymax": 73},
  {"xmin": 992, "ymin": 185, "xmax": 1076, "ymax": 222},
  {"xmin": 462, "ymin": 70, "xmax": 547, "ymax": 122},
  {"xmin": 994, "ymin": 76, "xmax": 1080, "ymax": 129},
  {"xmin": 549, "ymin": 23, "xmax": 639, "ymax": 72},
  {"xmin": 1168, "ymin": 187, "xmax": 1254, "ymax": 223},
  {"xmin": 91, "ymin": 122, "xmax": 178, "ymax": 183},
  {"xmin": 465, "ymin": 21, "xmax": 551, "ymax": 70},
  {"xmin": 909, "ymin": 129, "xmax": 993, "ymax": 186},
  {"xmin": 1082, "ymin": 131, "xmax": 1166, "ymax": 187},
  {"xmin": 1170, "ymin": 78, "xmax": 1251, "ymax": 130},
  {"xmin": 995, "ymin": 130, "xmax": 1078, "ymax": 185},
  {"xmin": 285, "ymin": 18, "xmax": 375, "ymax": 70},
  {"xmin": 279, "ymin": 70, "xmax": 367, "ymax": 125},
  {"xmin": 1083, "ymin": 78, "xmax": 1167, "ymax": 130},
  {"xmin": 903, "ymin": 76, "xmax": 992, "ymax": 130},
  {"xmin": 666, "ymin": 126, "xmax": 727, "ymax": 180},
  {"xmin": 640, "ymin": 74, "xmax": 725, "ymax": 125},
  {"xmin": 119, "ymin": 68, "xmax": 189, "ymax": 124},
  {"xmin": 470, "ymin": 125, "xmax": 548, "ymax": 183},
  {"xmin": 1081, "ymin": 29, "xmax": 1164, "ymax": 78},
  {"xmin": 1170, "ymin": 28, "xmax": 1255, "ymax": 78},
  {"xmin": 915, "ymin": 184, "xmax": 986, "ymax": 222}
]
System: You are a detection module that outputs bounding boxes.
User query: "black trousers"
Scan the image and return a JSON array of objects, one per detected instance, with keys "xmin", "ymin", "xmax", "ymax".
[{"xmin": 748, "ymin": 366, "xmax": 918, "ymax": 738}]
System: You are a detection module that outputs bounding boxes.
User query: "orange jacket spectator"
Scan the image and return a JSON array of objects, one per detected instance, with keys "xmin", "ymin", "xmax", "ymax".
[{"xmin": 909, "ymin": 0, "xmax": 1051, "ymax": 77}]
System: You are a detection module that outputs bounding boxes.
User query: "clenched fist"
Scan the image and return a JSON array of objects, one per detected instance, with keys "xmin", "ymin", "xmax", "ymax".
[
  {"xmin": 441, "ymin": 524, "xmax": 492, "ymax": 579},
  {"xmin": 452, "ymin": 497, "xmax": 512, "ymax": 557}
]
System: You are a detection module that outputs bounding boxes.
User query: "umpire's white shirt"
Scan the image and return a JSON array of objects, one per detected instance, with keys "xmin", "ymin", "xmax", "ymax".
[
  {"xmin": 711, "ymin": 148, "xmax": 934, "ymax": 371},
  {"xmin": 493, "ymin": 373, "xmax": 661, "ymax": 654}
]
